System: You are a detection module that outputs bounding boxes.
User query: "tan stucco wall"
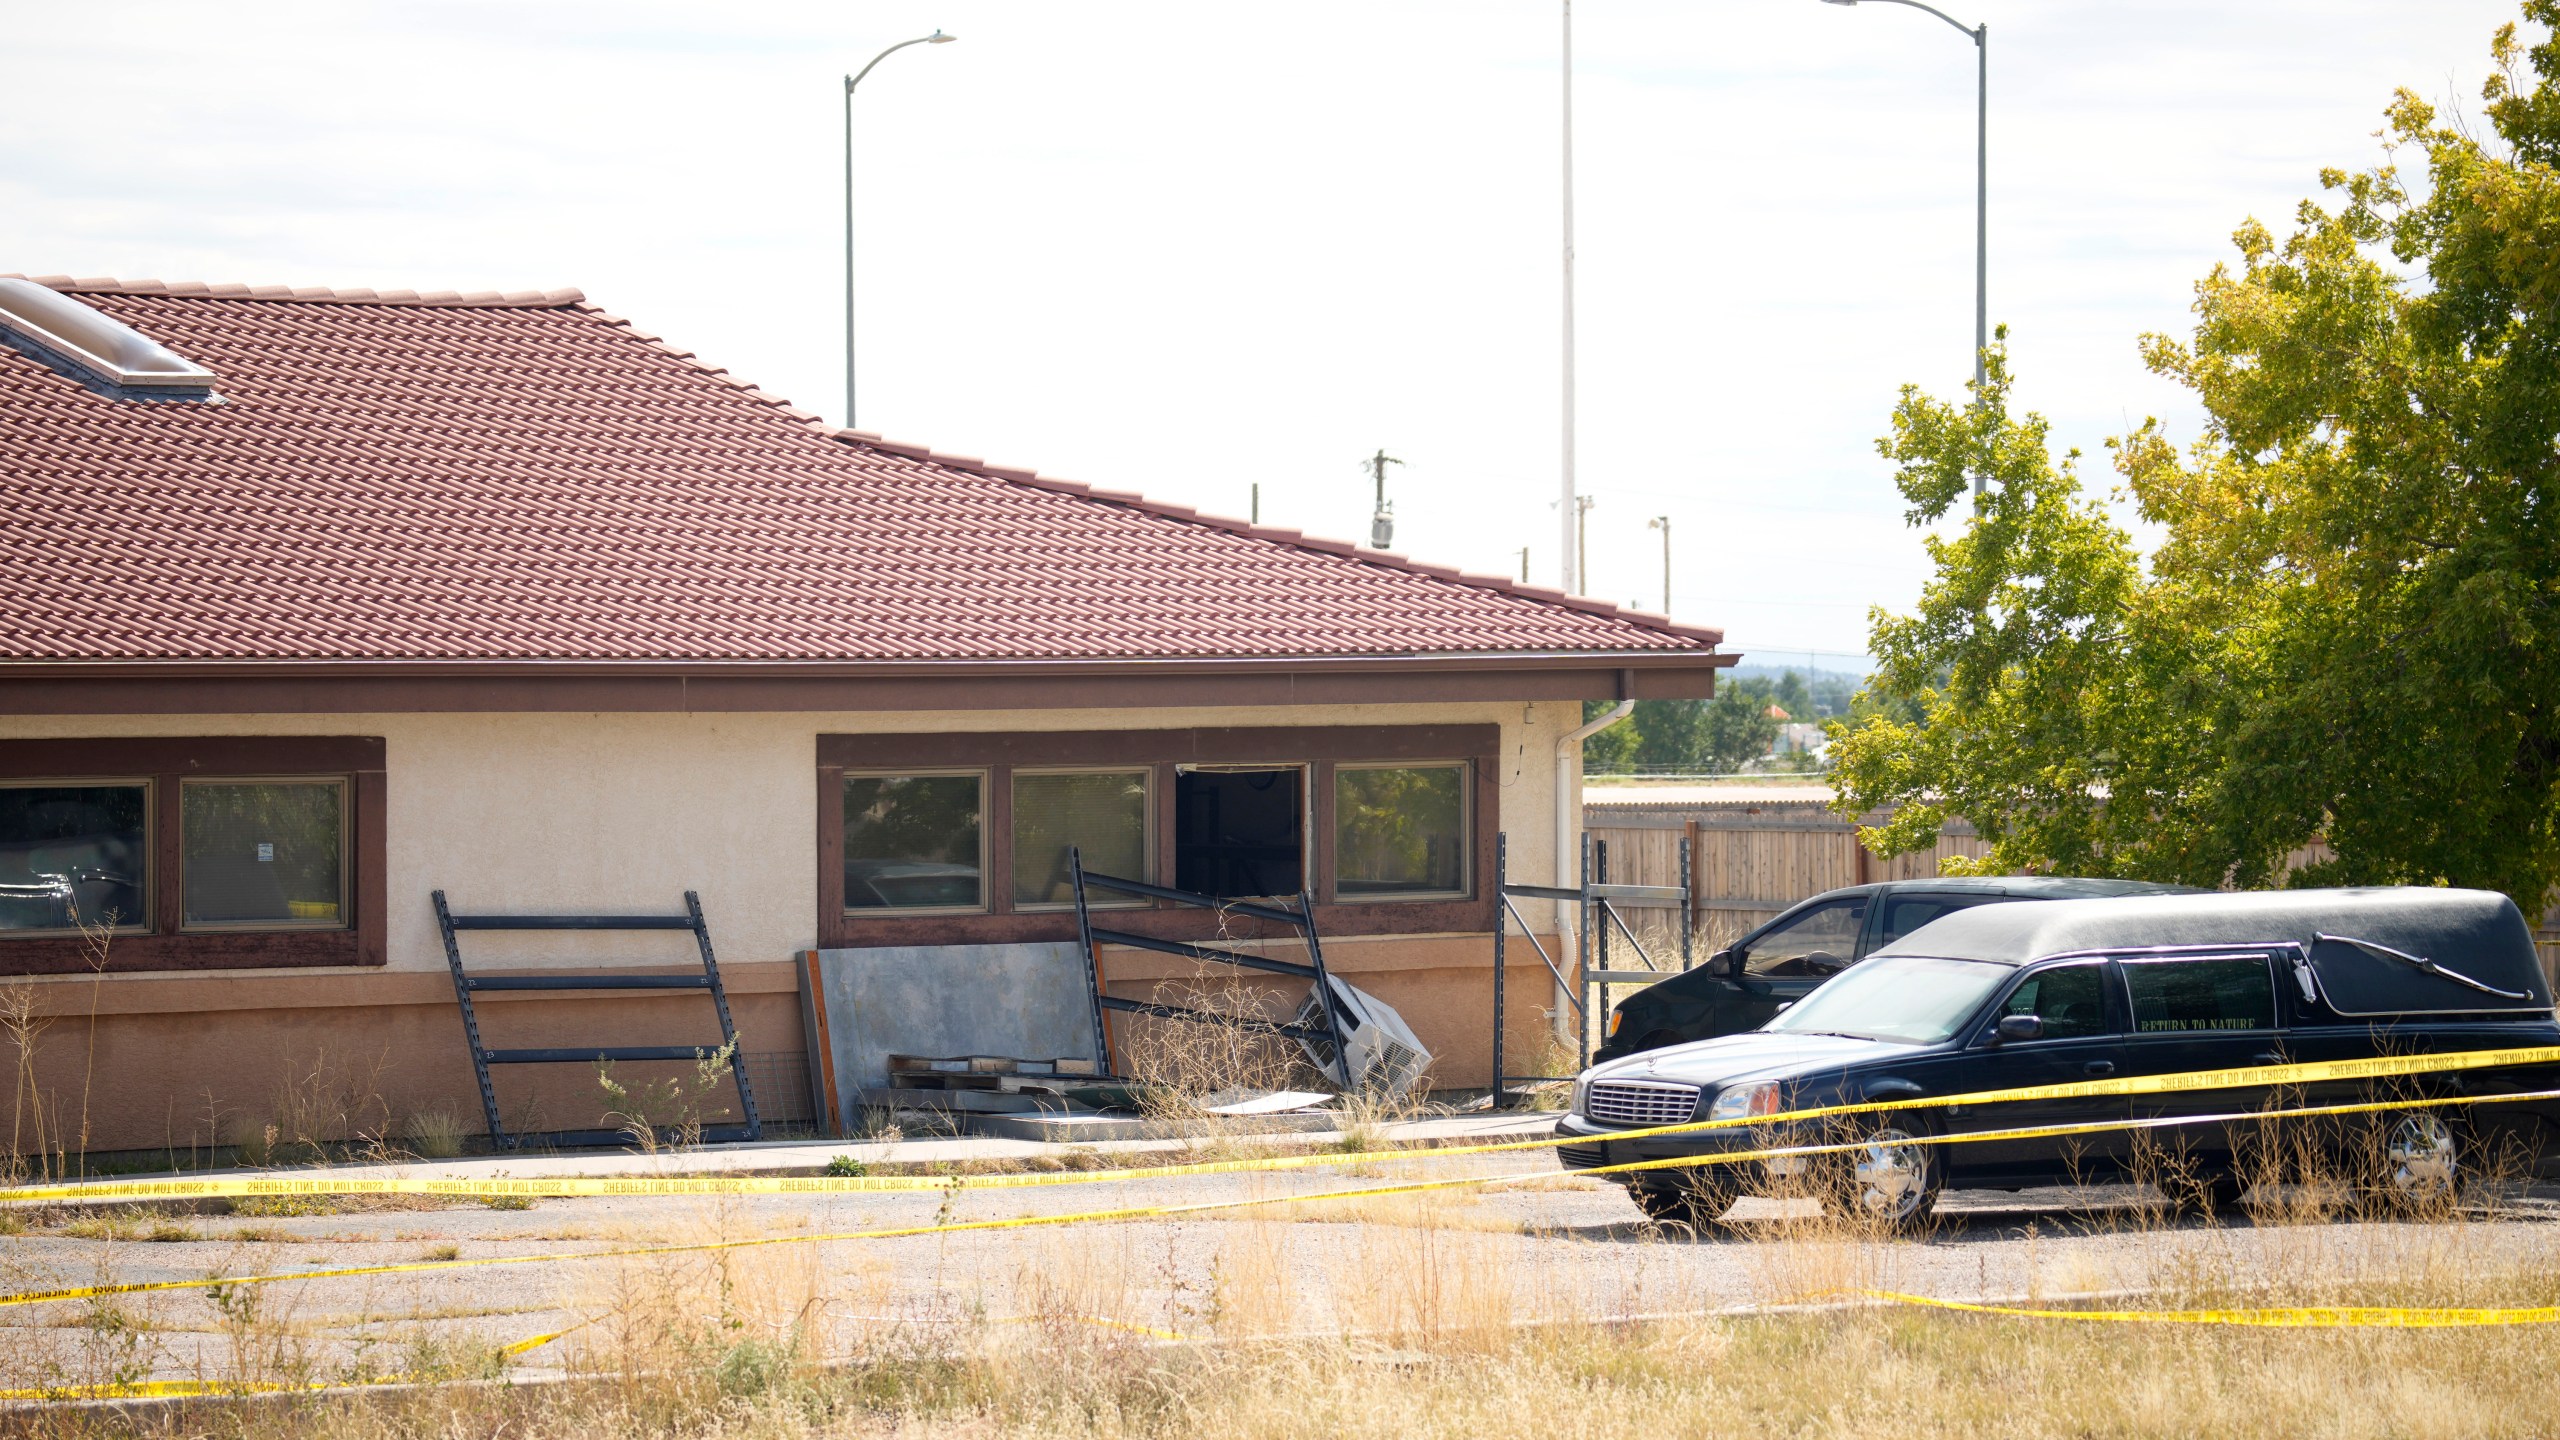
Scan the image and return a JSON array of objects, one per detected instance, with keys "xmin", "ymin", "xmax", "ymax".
[{"xmin": 2, "ymin": 701, "xmax": 1588, "ymax": 1151}]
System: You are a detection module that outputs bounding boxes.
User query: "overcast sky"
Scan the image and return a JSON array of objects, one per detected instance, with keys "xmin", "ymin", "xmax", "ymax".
[{"xmin": 2, "ymin": 1, "xmax": 2526, "ymax": 670}]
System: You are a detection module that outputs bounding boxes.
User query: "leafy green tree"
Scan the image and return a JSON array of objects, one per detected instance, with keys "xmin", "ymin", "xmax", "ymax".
[
  {"xmin": 1772, "ymin": 670, "xmax": 1810, "ymax": 722},
  {"xmin": 1624, "ymin": 700, "xmax": 1706, "ymax": 774},
  {"xmin": 1581, "ymin": 699, "xmax": 1638, "ymax": 774},
  {"xmin": 1583, "ymin": 689, "xmax": 1782, "ymax": 775},
  {"xmin": 1702, "ymin": 679, "xmax": 1784, "ymax": 774},
  {"xmin": 1833, "ymin": 3, "xmax": 2560, "ymax": 910}
]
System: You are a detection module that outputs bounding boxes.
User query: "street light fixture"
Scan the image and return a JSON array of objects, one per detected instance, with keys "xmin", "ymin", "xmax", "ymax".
[
  {"xmin": 1822, "ymin": 0, "xmax": 1987, "ymax": 496},
  {"xmin": 844, "ymin": 30, "xmax": 956, "ymax": 429},
  {"xmin": 1647, "ymin": 515, "xmax": 1671, "ymax": 615}
]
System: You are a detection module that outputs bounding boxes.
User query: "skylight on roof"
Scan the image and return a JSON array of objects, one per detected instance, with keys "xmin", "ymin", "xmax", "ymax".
[{"xmin": 0, "ymin": 278, "xmax": 218, "ymax": 398}]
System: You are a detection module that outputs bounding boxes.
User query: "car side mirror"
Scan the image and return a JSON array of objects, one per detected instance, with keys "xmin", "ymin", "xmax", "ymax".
[
  {"xmin": 1711, "ymin": 947, "xmax": 1738, "ymax": 977},
  {"xmin": 1992, "ymin": 1014, "xmax": 2044, "ymax": 1045}
]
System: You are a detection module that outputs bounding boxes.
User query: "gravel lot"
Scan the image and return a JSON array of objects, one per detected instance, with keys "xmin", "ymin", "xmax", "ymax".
[{"xmin": 7, "ymin": 1154, "xmax": 2558, "ymax": 1390}]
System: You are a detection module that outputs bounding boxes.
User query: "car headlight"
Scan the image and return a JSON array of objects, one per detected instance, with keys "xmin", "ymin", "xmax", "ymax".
[
  {"xmin": 1570, "ymin": 1073, "xmax": 1593, "ymax": 1116},
  {"xmin": 1707, "ymin": 1082, "xmax": 1781, "ymax": 1123}
]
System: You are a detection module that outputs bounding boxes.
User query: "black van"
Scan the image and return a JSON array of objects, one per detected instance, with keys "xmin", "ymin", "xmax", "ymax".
[
  {"xmin": 1558, "ymin": 887, "xmax": 2560, "ymax": 1228},
  {"xmin": 1594, "ymin": 876, "xmax": 2197, "ymax": 1063}
]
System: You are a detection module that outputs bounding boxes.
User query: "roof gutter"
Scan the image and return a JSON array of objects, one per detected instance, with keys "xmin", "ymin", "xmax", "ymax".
[{"xmin": 1554, "ymin": 698, "xmax": 1636, "ymax": 1046}]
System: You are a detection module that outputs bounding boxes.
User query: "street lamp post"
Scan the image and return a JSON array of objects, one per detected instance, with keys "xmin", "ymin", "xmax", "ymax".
[
  {"xmin": 845, "ymin": 30, "xmax": 956, "ymax": 429},
  {"xmin": 1823, "ymin": 0, "xmax": 1986, "ymax": 496},
  {"xmin": 1647, "ymin": 515, "xmax": 1670, "ymax": 614}
]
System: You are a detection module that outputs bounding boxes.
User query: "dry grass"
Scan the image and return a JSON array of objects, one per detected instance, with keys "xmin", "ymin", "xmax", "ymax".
[
  {"xmin": 397, "ymin": 1109, "xmax": 468, "ymax": 1162},
  {"xmin": 9, "ymin": 1105, "xmax": 2560, "ymax": 1436},
  {"xmin": 17, "ymin": 1273, "xmax": 2560, "ymax": 1438}
]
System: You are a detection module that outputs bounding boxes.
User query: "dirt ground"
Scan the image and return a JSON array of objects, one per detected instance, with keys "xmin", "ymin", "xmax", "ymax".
[{"xmin": 7, "ymin": 1153, "xmax": 2559, "ymax": 1391}]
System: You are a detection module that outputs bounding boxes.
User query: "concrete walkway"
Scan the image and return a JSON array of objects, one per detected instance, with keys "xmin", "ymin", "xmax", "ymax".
[{"xmin": 12, "ymin": 1111, "xmax": 1560, "ymax": 1196}]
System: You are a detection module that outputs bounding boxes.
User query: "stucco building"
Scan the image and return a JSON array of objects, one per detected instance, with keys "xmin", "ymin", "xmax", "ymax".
[{"xmin": 0, "ymin": 275, "xmax": 1728, "ymax": 1154}]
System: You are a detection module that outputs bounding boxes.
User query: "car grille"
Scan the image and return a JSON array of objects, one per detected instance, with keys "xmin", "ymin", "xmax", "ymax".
[
  {"xmin": 1557, "ymin": 1143, "xmax": 1605, "ymax": 1171},
  {"xmin": 1584, "ymin": 1080, "xmax": 1701, "ymax": 1128}
]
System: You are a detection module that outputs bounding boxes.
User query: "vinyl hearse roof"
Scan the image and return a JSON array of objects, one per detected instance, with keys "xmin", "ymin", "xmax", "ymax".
[{"xmin": 1873, "ymin": 887, "xmax": 2551, "ymax": 1012}]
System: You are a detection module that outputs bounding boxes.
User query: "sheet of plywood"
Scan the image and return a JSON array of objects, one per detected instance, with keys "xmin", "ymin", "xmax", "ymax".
[{"xmin": 804, "ymin": 942, "xmax": 1100, "ymax": 1133}]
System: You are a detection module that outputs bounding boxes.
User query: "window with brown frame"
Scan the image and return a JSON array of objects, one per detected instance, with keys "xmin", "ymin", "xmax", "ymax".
[
  {"xmin": 1332, "ymin": 762, "xmax": 1469, "ymax": 901},
  {"xmin": 0, "ymin": 779, "xmax": 151, "ymax": 935},
  {"xmin": 0, "ymin": 738, "xmax": 385, "ymax": 974},
  {"xmin": 816, "ymin": 726, "xmax": 1496, "ymax": 947},
  {"xmin": 1012, "ymin": 768, "xmax": 1151, "ymax": 909},
  {"xmin": 842, "ymin": 771, "xmax": 988, "ymax": 913}
]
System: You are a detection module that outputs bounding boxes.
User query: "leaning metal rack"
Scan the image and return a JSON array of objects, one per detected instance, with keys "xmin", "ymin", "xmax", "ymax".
[
  {"xmin": 1068, "ymin": 848, "xmax": 1354, "ymax": 1090},
  {"xmin": 1489, "ymin": 831, "xmax": 1692, "ymax": 1109},
  {"xmin": 433, "ymin": 890, "xmax": 762, "ymax": 1151}
]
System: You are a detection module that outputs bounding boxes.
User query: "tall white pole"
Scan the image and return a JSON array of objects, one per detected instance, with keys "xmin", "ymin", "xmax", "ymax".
[
  {"xmin": 1971, "ymin": 22, "xmax": 1988, "ymax": 498},
  {"xmin": 1559, "ymin": 0, "xmax": 1579, "ymax": 596}
]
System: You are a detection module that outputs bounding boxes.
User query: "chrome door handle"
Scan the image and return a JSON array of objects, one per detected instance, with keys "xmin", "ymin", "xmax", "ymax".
[{"xmin": 2082, "ymin": 1061, "xmax": 2116, "ymax": 1077}]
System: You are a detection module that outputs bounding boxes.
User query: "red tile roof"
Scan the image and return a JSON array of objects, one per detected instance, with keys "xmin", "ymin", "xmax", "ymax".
[{"xmin": 0, "ymin": 278, "xmax": 1723, "ymax": 666}]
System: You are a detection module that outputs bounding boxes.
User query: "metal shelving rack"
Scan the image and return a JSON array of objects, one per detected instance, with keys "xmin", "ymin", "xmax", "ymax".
[{"xmin": 433, "ymin": 890, "xmax": 761, "ymax": 1150}]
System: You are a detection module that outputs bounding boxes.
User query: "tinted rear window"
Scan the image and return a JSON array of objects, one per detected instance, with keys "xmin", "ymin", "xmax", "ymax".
[
  {"xmin": 2124, "ymin": 957, "xmax": 2274, "ymax": 1034},
  {"xmin": 1877, "ymin": 893, "xmax": 1997, "ymax": 949}
]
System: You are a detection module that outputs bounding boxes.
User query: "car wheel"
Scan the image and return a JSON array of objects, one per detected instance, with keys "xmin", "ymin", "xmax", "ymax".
[
  {"xmin": 1822, "ymin": 1126, "xmax": 1941, "ymax": 1230},
  {"xmin": 2374, "ymin": 1111, "xmax": 2465, "ymax": 1209},
  {"xmin": 1626, "ymin": 1174, "xmax": 1738, "ymax": 1230}
]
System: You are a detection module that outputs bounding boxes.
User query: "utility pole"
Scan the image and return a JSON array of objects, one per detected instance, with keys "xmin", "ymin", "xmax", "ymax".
[
  {"xmin": 1514, "ymin": 547, "xmax": 1530, "ymax": 582},
  {"xmin": 1559, "ymin": 0, "xmax": 1579, "ymax": 596},
  {"xmin": 1367, "ymin": 449, "xmax": 1403, "ymax": 550},
  {"xmin": 1573, "ymin": 494, "xmax": 1596, "ymax": 594},
  {"xmin": 1250, "ymin": 482, "xmax": 1259, "ymax": 525},
  {"xmin": 1647, "ymin": 515, "xmax": 1670, "ymax": 614}
]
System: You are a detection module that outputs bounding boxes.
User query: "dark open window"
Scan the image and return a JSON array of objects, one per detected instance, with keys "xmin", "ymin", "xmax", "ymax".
[{"xmin": 1174, "ymin": 767, "xmax": 1304, "ymax": 899}]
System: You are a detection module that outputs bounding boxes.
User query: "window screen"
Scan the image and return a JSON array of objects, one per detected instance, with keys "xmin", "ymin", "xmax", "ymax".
[
  {"xmin": 1013, "ymin": 770, "xmax": 1148, "ymax": 907},
  {"xmin": 1739, "ymin": 898, "xmax": 1865, "ymax": 977},
  {"xmin": 1333, "ymin": 764, "xmax": 1467, "ymax": 898},
  {"xmin": 843, "ymin": 774, "xmax": 984, "ymax": 911},
  {"xmin": 1174, "ymin": 768, "xmax": 1303, "ymax": 898},
  {"xmin": 0, "ymin": 783, "xmax": 148, "ymax": 933},
  {"xmin": 2125, "ymin": 957, "xmax": 2275, "ymax": 1034},
  {"xmin": 1998, "ymin": 962, "xmax": 2109, "ymax": 1039},
  {"xmin": 183, "ymin": 780, "xmax": 344, "ymax": 928}
]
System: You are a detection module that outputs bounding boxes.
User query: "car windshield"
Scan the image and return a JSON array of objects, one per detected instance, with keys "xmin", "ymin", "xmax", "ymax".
[{"xmin": 1763, "ymin": 955, "xmax": 2013, "ymax": 1045}]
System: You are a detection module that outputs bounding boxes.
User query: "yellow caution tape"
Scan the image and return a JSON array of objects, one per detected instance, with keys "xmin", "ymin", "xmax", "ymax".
[
  {"xmin": 1864, "ymin": 1290, "xmax": 2560, "ymax": 1328},
  {"xmin": 8, "ymin": 1042, "xmax": 2555, "ymax": 1207},
  {"xmin": 3, "ymin": 1086, "xmax": 2552, "ymax": 1317}
]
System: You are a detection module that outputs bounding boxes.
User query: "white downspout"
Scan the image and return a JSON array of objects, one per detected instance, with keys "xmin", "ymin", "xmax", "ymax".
[{"xmin": 1555, "ymin": 699, "xmax": 1633, "ymax": 1047}]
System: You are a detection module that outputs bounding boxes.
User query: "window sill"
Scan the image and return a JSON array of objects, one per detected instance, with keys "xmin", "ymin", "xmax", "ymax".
[{"xmin": 0, "ymin": 928, "xmax": 375, "ymax": 976}]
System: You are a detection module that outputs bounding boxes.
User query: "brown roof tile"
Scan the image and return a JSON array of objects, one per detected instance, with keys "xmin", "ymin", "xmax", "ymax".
[{"xmin": 0, "ymin": 277, "xmax": 1722, "ymax": 666}]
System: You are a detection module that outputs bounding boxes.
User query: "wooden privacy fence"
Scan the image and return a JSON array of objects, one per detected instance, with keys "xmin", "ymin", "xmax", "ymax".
[
  {"xmin": 1587, "ymin": 793, "xmax": 1985, "ymax": 955},
  {"xmin": 1586, "ymin": 790, "xmax": 2560, "ymax": 982}
]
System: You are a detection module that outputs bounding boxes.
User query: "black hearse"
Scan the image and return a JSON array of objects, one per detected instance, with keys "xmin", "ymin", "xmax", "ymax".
[
  {"xmin": 1593, "ymin": 876, "xmax": 2197, "ymax": 1064},
  {"xmin": 1559, "ymin": 888, "xmax": 2560, "ymax": 1228}
]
